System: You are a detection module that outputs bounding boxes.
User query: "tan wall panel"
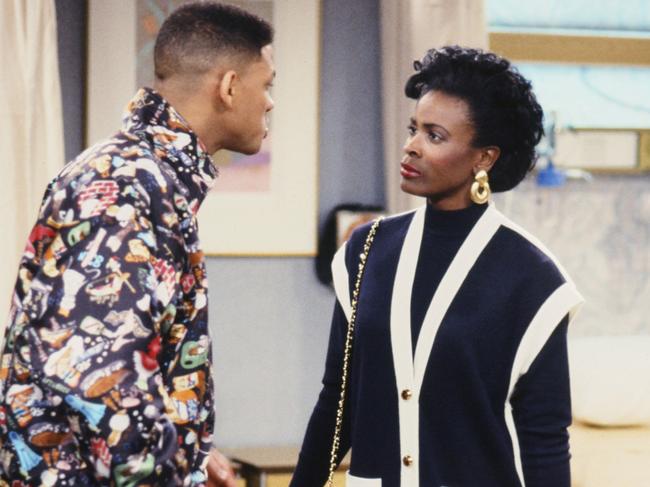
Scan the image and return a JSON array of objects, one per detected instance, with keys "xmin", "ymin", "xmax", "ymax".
[
  {"xmin": 489, "ymin": 32, "xmax": 650, "ymax": 65},
  {"xmin": 639, "ymin": 131, "xmax": 650, "ymax": 170}
]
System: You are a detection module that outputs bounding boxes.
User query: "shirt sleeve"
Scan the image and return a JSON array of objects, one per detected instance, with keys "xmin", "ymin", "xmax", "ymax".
[
  {"xmin": 20, "ymin": 178, "xmax": 185, "ymax": 484},
  {"xmin": 290, "ymin": 299, "xmax": 352, "ymax": 487},
  {"xmin": 511, "ymin": 316, "xmax": 572, "ymax": 487}
]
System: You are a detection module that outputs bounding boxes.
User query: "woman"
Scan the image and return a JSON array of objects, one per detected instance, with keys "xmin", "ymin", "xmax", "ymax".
[{"xmin": 291, "ymin": 46, "xmax": 583, "ymax": 487}]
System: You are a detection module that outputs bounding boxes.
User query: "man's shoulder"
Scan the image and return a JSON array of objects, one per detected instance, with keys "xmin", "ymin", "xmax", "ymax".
[
  {"xmin": 39, "ymin": 132, "xmax": 174, "ymax": 230},
  {"xmin": 56, "ymin": 132, "xmax": 171, "ymax": 200}
]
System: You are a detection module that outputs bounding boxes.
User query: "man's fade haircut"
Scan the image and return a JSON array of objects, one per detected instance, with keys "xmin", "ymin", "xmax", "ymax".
[{"xmin": 154, "ymin": 1, "xmax": 273, "ymax": 81}]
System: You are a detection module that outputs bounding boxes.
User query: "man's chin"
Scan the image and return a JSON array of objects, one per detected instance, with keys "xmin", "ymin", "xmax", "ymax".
[
  {"xmin": 239, "ymin": 144, "xmax": 262, "ymax": 156},
  {"xmin": 227, "ymin": 138, "xmax": 263, "ymax": 156}
]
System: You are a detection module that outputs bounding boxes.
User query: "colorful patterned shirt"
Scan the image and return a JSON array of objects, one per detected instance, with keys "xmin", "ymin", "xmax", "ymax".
[{"xmin": 0, "ymin": 88, "xmax": 218, "ymax": 486}]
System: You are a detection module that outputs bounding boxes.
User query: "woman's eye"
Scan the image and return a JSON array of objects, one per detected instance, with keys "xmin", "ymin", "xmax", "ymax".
[
  {"xmin": 428, "ymin": 132, "xmax": 442, "ymax": 142},
  {"xmin": 407, "ymin": 125, "xmax": 416, "ymax": 136}
]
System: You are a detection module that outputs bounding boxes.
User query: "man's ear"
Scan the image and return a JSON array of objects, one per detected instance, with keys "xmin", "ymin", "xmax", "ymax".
[
  {"xmin": 217, "ymin": 70, "xmax": 238, "ymax": 109},
  {"xmin": 475, "ymin": 146, "xmax": 500, "ymax": 173}
]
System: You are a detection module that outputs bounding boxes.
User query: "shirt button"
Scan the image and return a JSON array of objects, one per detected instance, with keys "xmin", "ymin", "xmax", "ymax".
[
  {"xmin": 403, "ymin": 455, "xmax": 414, "ymax": 466},
  {"xmin": 401, "ymin": 389, "xmax": 412, "ymax": 400}
]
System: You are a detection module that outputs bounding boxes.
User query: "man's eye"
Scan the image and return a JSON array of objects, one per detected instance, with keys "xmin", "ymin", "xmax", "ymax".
[{"xmin": 407, "ymin": 125, "xmax": 416, "ymax": 136}]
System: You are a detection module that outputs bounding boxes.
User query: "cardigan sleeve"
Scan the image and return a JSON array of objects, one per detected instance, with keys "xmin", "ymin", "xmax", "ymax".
[
  {"xmin": 511, "ymin": 315, "xmax": 572, "ymax": 487},
  {"xmin": 290, "ymin": 301, "xmax": 352, "ymax": 486}
]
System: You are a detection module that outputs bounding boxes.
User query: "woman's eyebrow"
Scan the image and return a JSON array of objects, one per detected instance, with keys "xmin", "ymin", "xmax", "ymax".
[{"xmin": 411, "ymin": 117, "xmax": 450, "ymax": 135}]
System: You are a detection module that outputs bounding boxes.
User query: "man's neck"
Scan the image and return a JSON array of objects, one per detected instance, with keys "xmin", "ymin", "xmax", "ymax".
[{"xmin": 154, "ymin": 79, "xmax": 222, "ymax": 154}]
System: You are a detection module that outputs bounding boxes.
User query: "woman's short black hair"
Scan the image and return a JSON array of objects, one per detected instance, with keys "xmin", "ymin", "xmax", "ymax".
[
  {"xmin": 404, "ymin": 45, "xmax": 544, "ymax": 192},
  {"xmin": 154, "ymin": 1, "xmax": 273, "ymax": 81}
]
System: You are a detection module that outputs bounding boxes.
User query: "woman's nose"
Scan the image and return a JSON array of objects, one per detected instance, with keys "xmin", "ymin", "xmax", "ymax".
[{"xmin": 403, "ymin": 136, "xmax": 420, "ymax": 158}]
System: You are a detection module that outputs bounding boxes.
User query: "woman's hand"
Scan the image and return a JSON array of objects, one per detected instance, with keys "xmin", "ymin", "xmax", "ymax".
[{"xmin": 206, "ymin": 448, "xmax": 237, "ymax": 487}]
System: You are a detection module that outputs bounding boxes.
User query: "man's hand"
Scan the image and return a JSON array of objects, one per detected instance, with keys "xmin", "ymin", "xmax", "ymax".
[{"xmin": 207, "ymin": 448, "xmax": 237, "ymax": 487}]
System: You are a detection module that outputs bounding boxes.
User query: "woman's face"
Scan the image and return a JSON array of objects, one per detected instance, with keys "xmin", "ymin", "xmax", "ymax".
[{"xmin": 400, "ymin": 90, "xmax": 489, "ymax": 210}]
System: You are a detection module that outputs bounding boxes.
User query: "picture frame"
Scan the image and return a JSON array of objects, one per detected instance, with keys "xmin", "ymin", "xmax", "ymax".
[
  {"xmin": 554, "ymin": 128, "xmax": 650, "ymax": 173},
  {"xmin": 87, "ymin": 0, "xmax": 320, "ymax": 256}
]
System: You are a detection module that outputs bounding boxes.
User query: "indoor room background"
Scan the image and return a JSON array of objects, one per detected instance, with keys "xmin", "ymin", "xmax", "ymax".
[{"xmin": 1, "ymin": 0, "xmax": 649, "ymax": 485}]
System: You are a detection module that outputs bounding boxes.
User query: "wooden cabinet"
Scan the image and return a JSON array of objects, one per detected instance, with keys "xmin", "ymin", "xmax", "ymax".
[{"xmin": 224, "ymin": 446, "xmax": 348, "ymax": 487}]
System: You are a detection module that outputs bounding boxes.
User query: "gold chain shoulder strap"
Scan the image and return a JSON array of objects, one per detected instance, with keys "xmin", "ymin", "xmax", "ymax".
[{"xmin": 327, "ymin": 217, "xmax": 383, "ymax": 485}]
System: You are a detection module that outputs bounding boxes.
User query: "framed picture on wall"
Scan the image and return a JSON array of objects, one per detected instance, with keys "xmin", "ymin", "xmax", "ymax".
[
  {"xmin": 87, "ymin": 0, "xmax": 320, "ymax": 256},
  {"xmin": 554, "ymin": 128, "xmax": 650, "ymax": 172}
]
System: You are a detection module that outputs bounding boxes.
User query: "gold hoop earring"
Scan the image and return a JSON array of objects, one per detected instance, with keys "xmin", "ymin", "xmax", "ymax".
[{"xmin": 470, "ymin": 169, "xmax": 490, "ymax": 204}]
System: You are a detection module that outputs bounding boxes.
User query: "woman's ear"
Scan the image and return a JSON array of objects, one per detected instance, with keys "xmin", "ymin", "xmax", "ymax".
[
  {"xmin": 475, "ymin": 146, "xmax": 500, "ymax": 173},
  {"xmin": 217, "ymin": 70, "xmax": 238, "ymax": 109}
]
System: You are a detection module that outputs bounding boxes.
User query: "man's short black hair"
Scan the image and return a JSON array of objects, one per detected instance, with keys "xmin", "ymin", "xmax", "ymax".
[
  {"xmin": 405, "ymin": 46, "xmax": 544, "ymax": 192},
  {"xmin": 154, "ymin": 1, "xmax": 273, "ymax": 81}
]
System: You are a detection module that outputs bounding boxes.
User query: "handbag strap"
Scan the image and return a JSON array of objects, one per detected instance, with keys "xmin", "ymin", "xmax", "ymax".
[{"xmin": 326, "ymin": 217, "xmax": 383, "ymax": 485}]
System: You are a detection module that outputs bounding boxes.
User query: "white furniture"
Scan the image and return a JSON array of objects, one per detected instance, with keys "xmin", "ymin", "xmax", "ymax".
[
  {"xmin": 569, "ymin": 335, "xmax": 650, "ymax": 426},
  {"xmin": 568, "ymin": 335, "xmax": 650, "ymax": 486}
]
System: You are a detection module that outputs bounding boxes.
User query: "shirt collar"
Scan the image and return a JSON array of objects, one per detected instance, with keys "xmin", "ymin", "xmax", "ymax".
[
  {"xmin": 122, "ymin": 87, "xmax": 218, "ymax": 208},
  {"xmin": 424, "ymin": 201, "xmax": 487, "ymax": 236}
]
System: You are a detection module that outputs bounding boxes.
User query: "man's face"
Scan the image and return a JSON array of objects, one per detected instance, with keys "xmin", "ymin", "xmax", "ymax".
[{"xmin": 227, "ymin": 44, "xmax": 275, "ymax": 155}]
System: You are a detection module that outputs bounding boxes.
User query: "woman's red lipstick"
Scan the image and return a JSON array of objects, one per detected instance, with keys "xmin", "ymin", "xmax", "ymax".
[{"xmin": 400, "ymin": 162, "xmax": 421, "ymax": 179}]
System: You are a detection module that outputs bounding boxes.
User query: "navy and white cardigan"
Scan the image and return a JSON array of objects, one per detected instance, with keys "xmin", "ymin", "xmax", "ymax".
[{"xmin": 291, "ymin": 203, "xmax": 583, "ymax": 487}]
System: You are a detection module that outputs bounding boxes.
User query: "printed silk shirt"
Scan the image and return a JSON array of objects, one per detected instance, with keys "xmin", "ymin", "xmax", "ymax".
[{"xmin": 0, "ymin": 88, "xmax": 218, "ymax": 486}]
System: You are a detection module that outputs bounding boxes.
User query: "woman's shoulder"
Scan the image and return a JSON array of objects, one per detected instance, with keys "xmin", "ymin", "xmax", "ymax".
[
  {"xmin": 491, "ymin": 208, "xmax": 573, "ymax": 286},
  {"xmin": 345, "ymin": 208, "xmax": 417, "ymax": 255},
  {"xmin": 350, "ymin": 208, "xmax": 417, "ymax": 242}
]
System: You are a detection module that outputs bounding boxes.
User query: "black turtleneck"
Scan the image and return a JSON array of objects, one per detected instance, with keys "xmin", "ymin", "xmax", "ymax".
[{"xmin": 410, "ymin": 202, "xmax": 487, "ymax": 351}]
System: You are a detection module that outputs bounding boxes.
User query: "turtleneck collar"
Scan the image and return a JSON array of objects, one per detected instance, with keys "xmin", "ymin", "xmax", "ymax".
[
  {"xmin": 121, "ymin": 87, "xmax": 218, "ymax": 208},
  {"xmin": 423, "ymin": 201, "xmax": 487, "ymax": 236}
]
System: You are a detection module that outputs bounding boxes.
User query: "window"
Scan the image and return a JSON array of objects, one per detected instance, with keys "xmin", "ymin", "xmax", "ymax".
[{"xmin": 487, "ymin": 0, "xmax": 650, "ymax": 169}]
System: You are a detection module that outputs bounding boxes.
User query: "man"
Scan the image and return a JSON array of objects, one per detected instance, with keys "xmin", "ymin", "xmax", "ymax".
[{"xmin": 0, "ymin": 2, "xmax": 274, "ymax": 485}]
